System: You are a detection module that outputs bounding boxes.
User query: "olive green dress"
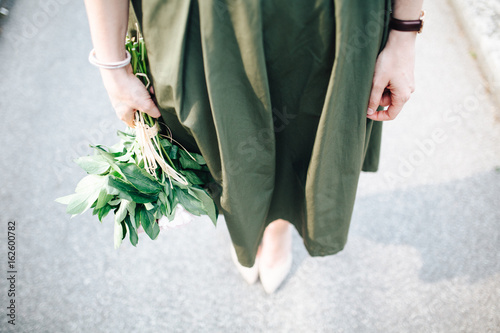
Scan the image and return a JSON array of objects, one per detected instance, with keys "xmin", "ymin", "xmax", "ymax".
[{"xmin": 130, "ymin": 0, "xmax": 391, "ymax": 267}]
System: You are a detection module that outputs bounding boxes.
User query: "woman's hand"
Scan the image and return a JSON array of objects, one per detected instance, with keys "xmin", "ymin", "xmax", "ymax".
[
  {"xmin": 366, "ymin": 30, "xmax": 417, "ymax": 121},
  {"xmin": 84, "ymin": 0, "xmax": 159, "ymax": 126},
  {"xmin": 100, "ymin": 65, "xmax": 161, "ymax": 127}
]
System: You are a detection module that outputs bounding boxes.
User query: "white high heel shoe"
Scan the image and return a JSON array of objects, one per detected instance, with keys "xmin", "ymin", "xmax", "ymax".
[
  {"xmin": 258, "ymin": 251, "xmax": 293, "ymax": 294},
  {"xmin": 230, "ymin": 245, "xmax": 259, "ymax": 285},
  {"xmin": 258, "ymin": 224, "xmax": 293, "ymax": 294}
]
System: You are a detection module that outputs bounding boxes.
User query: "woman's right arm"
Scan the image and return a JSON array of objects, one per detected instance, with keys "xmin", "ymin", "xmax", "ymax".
[
  {"xmin": 84, "ymin": 0, "xmax": 160, "ymax": 127},
  {"xmin": 366, "ymin": 0, "xmax": 424, "ymax": 121}
]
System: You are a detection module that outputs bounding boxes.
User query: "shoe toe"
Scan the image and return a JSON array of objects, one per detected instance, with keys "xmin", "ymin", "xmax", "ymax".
[
  {"xmin": 259, "ymin": 254, "xmax": 293, "ymax": 294},
  {"xmin": 230, "ymin": 245, "xmax": 259, "ymax": 285}
]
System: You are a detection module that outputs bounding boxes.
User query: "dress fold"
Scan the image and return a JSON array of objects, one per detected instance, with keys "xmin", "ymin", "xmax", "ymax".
[{"xmin": 131, "ymin": 0, "xmax": 391, "ymax": 267}]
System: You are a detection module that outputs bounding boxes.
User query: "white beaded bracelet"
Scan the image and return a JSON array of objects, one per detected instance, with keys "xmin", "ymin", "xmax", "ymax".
[{"xmin": 88, "ymin": 49, "xmax": 131, "ymax": 69}]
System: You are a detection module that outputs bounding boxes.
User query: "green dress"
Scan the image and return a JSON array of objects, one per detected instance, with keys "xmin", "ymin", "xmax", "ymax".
[{"xmin": 130, "ymin": 0, "xmax": 391, "ymax": 267}]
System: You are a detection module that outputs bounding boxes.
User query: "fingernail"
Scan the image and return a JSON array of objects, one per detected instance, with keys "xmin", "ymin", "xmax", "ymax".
[{"xmin": 367, "ymin": 108, "xmax": 375, "ymax": 115}]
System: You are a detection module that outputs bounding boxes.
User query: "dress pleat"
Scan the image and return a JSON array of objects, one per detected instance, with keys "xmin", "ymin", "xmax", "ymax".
[{"xmin": 131, "ymin": 0, "xmax": 391, "ymax": 267}]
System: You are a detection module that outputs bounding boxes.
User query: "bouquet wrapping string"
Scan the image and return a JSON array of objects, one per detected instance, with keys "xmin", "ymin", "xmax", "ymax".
[{"xmin": 57, "ymin": 34, "xmax": 218, "ymax": 248}]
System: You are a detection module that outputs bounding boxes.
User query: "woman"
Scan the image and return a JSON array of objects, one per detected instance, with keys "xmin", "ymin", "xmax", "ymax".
[{"xmin": 84, "ymin": 0, "xmax": 423, "ymax": 293}]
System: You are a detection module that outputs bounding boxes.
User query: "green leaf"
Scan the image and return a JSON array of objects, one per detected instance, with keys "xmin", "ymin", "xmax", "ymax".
[
  {"xmin": 75, "ymin": 155, "xmax": 110, "ymax": 175},
  {"xmin": 63, "ymin": 192, "xmax": 97, "ymax": 215},
  {"xmin": 108, "ymin": 199, "xmax": 121, "ymax": 206},
  {"xmin": 159, "ymin": 202, "xmax": 167, "ymax": 217},
  {"xmin": 117, "ymin": 163, "xmax": 163, "ymax": 194},
  {"xmin": 108, "ymin": 176, "xmax": 158, "ymax": 204},
  {"xmin": 168, "ymin": 194, "xmax": 179, "ymax": 220},
  {"xmin": 126, "ymin": 201, "xmax": 136, "ymax": 217},
  {"xmin": 108, "ymin": 141, "xmax": 126, "ymax": 155},
  {"xmin": 114, "ymin": 220, "xmax": 127, "ymax": 249},
  {"xmin": 191, "ymin": 152, "xmax": 207, "ymax": 165},
  {"xmin": 179, "ymin": 170, "xmax": 204, "ymax": 185},
  {"xmin": 168, "ymin": 145, "xmax": 179, "ymax": 160},
  {"xmin": 117, "ymin": 129, "xmax": 135, "ymax": 141},
  {"xmin": 124, "ymin": 215, "xmax": 138, "ymax": 246},
  {"xmin": 92, "ymin": 146, "xmax": 125, "ymax": 177},
  {"xmin": 56, "ymin": 175, "xmax": 107, "ymax": 215},
  {"xmin": 129, "ymin": 213, "xmax": 137, "ymax": 230},
  {"xmin": 189, "ymin": 187, "xmax": 218, "ymax": 226},
  {"xmin": 55, "ymin": 194, "xmax": 74, "ymax": 205},
  {"xmin": 92, "ymin": 144, "xmax": 124, "ymax": 158},
  {"xmin": 178, "ymin": 150, "xmax": 203, "ymax": 170},
  {"xmin": 115, "ymin": 153, "xmax": 134, "ymax": 163},
  {"xmin": 97, "ymin": 204, "xmax": 113, "ymax": 222},
  {"xmin": 160, "ymin": 138, "xmax": 173, "ymax": 148},
  {"xmin": 115, "ymin": 199, "xmax": 129, "ymax": 224},
  {"xmin": 158, "ymin": 191, "xmax": 171, "ymax": 215},
  {"xmin": 95, "ymin": 188, "xmax": 113, "ymax": 209},
  {"xmin": 163, "ymin": 185, "xmax": 179, "ymax": 220},
  {"xmin": 176, "ymin": 189, "xmax": 204, "ymax": 216},
  {"xmin": 140, "ymin": 207, "xmax": 160, "ymax": 240},
  {"xmin": 171, "ymin": 179, "xmax": 189, "ymax": 190},
  {"xmin": 56, "ymin": 175, "xmax": 108, "ymax": 215},
  {"xmin": 75, "ymin": 175, "xmax": 108, "ymax": 194},
  {"xmin": 134, "ymin": 205, "xmax": 142, "ymax": 229}
]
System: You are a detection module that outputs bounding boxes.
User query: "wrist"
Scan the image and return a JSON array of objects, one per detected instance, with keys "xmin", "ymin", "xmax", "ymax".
[
  {"xmin": 391, "ymin": 1, "xmax": 424, "ymax": 21},
  {"xmin": 100, "ymin": 64, "xmax": 131, "ymax": 79},
  {"xmin": 388, "ymin": 29, "xmax": 417, "ymax": 43},
  {"xmin": 386, "ymin": 30, "xmax": 417, "ymax": 50},
  {"xmin": 100, "ymin": 65, "xmax": 132, "ymax": 87}
]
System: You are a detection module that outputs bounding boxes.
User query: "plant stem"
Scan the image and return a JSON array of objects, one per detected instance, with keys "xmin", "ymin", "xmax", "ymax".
[{"xmin": 126, "ymin": 33, "xmax": 180, "ymax": 178}]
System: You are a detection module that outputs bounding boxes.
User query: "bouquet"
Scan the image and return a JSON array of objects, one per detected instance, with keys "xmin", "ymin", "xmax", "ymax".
[{"xmin": 57, "ymin": 33, "xmax": 218, "ymax": 248}]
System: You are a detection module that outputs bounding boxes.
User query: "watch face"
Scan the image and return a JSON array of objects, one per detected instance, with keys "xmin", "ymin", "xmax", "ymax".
[{"xmin": 419, "ymin": 10, "xmax": 426, "ymax": 33}]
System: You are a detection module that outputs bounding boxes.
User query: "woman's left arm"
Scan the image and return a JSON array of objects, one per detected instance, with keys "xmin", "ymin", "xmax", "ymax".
[{"xmin": 366, "ymin": 0, "xmax": 424, "ymax": 121}]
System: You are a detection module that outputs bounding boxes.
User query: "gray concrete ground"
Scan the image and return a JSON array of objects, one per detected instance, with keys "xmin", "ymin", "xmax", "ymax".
[
  {"xmin": 449, "ymin": 0, "xmax": 500, "ymax": 109},
  {"xmin": 1, "ymin": 0, "xmax": 499, "ymax": 332}
]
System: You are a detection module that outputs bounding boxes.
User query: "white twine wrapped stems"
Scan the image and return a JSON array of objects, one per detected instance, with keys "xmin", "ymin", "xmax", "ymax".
[
  {"xmin": 129, "ymin": 47, "xmax": 189, "ymax": 187},
  {"xmin": 133, "ymin": 106, "xmax": 188, "ymax": 186}
]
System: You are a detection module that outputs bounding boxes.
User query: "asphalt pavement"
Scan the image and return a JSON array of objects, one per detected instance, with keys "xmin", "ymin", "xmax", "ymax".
[{"xmin": 0, "ymin": 0, "xmax": 499, "ymax": 332}]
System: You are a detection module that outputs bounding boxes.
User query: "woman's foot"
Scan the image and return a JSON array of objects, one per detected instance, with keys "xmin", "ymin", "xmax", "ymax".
[
  {"xmin": 230, "ymin": 244, "xmax": 260, "ymax": 285},
  {"xmin": 258, "ymin": 219, "xmax": 293, "ymax": 294}
]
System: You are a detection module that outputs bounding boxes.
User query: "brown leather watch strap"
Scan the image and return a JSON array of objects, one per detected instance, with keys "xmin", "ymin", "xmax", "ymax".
[{"xmin": 389, "ymin": 11, "xmax": 425, "ymax": 33}]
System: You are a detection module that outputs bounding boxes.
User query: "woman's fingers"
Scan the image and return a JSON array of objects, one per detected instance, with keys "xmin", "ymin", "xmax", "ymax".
[
  {"xmin": 130, "ymin": 87, "xmax": 161, "ymax": 118},
  {"xmin": 112, "ymin": 99, "xmax": 136, "ymax": 127},
  {"xmin": 142, "ymin": 99, "xmax": 161, "ymax": 118},
  {"xmin": 366, "ymin": 85, "xmax": 410, "ymax": 121},
  {"xmin": 366, "ymin": 78, "xmax": 413, "ymax": 121},
  {"xmin": 115, "ymin": 94, "xmax": 160, "ymax": 127},
  {"xmin": 366, "ymin": 97, "xmax": 404, "ymax": 121},
  {"xmin": 121, "ymin": 111, "xmax": 136, "ymax": 128},
  {"xmin": 367, "ymin": 80, "xmax": 386, "ymax": 116},
  {"xmin": 379, "ymin": 89, "xmax": 392, "ymax": 107},
  {"xmin": 101, "ymin": 66, "xmax": 161, "ymax": 127}
]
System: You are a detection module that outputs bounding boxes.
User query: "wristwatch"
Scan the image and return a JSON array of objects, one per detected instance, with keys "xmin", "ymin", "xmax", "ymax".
[{"xmin": 389, "ymin": 10, "xmax": 425, "ymax": 34}]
